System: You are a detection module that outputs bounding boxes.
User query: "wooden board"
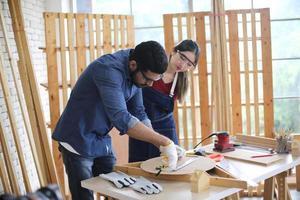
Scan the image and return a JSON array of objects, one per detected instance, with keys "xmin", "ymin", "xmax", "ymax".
[
  {"xmin": 140, "ymin": 156, "xmax": 215, "ymax": 175},
  {"xmin": 205, "ymin": 146, "xmax": 282, "ymax": 165}
]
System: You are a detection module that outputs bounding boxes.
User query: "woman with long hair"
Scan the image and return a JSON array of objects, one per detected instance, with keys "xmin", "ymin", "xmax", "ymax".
[{"xmin": 129, "ymin": 39, "xmax": 200, "ymax": 162}]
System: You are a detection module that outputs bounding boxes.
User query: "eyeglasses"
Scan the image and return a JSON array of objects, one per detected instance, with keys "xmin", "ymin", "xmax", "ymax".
[
  {"xmin": 140, "ymin": 70, "xmax": 163, "ymax": 83},
  {"xmin": 177, "ymin": 50, "xmax": 196, "ymax": 68}
]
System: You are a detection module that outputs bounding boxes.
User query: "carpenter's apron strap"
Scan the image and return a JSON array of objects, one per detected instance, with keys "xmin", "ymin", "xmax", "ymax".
[{"xmin": 169, "ymin": 72, "xmax": 178, "ymax": 98}]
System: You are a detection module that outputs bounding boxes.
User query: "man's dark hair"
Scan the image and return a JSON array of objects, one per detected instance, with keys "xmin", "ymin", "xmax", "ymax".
[{"xmin": 130, "ymin": 41, "xmax": 168, "ymax": 74}]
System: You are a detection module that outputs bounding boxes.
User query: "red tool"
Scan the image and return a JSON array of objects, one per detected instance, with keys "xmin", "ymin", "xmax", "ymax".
[
  {"xmin": 213, "ymin": 132, "xmax": 235, "ymax": 153},
  {"xmin": 194, "ymin": 131, "xmax": 235, "ymax": 153}
]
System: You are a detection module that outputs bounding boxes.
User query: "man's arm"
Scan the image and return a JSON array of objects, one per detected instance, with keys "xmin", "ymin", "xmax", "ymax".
[{"xmin": 126, "ymin": 121, "xmax": 170, "ymax": 147}]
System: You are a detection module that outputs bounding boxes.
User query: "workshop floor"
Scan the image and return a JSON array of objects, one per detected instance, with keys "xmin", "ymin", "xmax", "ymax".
[{"xmin": 241, "ymin": 188, "xmax": 300, "ymax": 199}]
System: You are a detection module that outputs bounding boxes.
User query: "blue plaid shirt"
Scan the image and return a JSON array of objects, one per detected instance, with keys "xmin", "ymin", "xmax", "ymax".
[{"xmin": 52, "ymin": 49, "xmax": 150, "ymax": 157}]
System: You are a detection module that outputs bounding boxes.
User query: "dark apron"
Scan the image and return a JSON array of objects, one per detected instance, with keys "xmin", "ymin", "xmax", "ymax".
[{"xmin": 129, "ymin": 87, "xmax": 178, "ymax": 162}]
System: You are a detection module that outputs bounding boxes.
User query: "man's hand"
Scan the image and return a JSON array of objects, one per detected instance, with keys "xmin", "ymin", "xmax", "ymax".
[
  {"xmin": 159, "ymin": 141, "xmax": 178, "ymax": 170},
  {"xmin": 175, "ymin": 145, "xmax": 186, "ymax": 159}
]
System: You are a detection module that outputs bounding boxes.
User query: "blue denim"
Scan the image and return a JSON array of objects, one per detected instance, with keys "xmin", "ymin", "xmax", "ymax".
[
  {"xmin": 129, "ymin": 87, "xmax": 178, "ymax": 162},
  {"xmin": 59, "ymin": 145, "xmax": 116, "ymax": 200},
  {"xmin": 53, "ymin": 49, "xmax": 148, "ymax": 157}
]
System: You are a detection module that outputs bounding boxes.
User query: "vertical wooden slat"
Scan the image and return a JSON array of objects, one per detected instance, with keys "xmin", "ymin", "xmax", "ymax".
[
  {"xmin": 95, "ymin": 14, "xmax": 102, "ymax": 57},
  {"xmin": 88, "ymin": 14, "xmax": 95, "ymax": 62},
  {"xmin": 76, "ymin": 14, "xmax": 86, "ymax": 75},
  {"xmin": 120, "ymin": 15, "xmax": 125, "ymax": 48},
  {"xmin": 113, "ymin": 15, "xmax": 119, "ymax": 51},
  {"xmin": 176, "ymin": 15, "xmax": 188, "ymax": 148},
  {"xmin": 163, "ymin": 15, "xmax": 174, "ymax": 53},
  {"xmin": 67, "ymin": 13, "xmax": 76, "ymax": 88},
  {"xmin": 103, "ymin": 15, "xmax": 112, "ymax": 53},
  {"xmin": 0, "ymin": 10, "xmax": 45, "ymax": 185},
  {"xmin": 242, "ymin": 13, "xmax": 251, "ymax": 135},
  {"xmin": 260, "ymin": 8, "xmax": 274, "ymax": 138},
  {"xmin": 186, "ymin": 14, "xmax": 197, "ymax": 146},
  {"xmin": 44, "ymin": 11, "xmax": 64, "ymax": 193},
  {"xmin": 196, "ymin": 13, "xmax": 210, "ymax": 144},
  {"xmin": 163, "ymin": 14, "xmax": 179, "ymax": 136},
  {"xmin": 59, "ymin": 13, "xmax": 68, "ymax": 108},
  {"xmin": 127, "ymin": 16, "xmax": 134, "ymax": 48},
  {"xmin": 251, "ymin": 11, "xmax": 260, "ymax": 136},
  {"xmin": 228, "ymin": 13, "xmax": 242, "ymax": 134}
]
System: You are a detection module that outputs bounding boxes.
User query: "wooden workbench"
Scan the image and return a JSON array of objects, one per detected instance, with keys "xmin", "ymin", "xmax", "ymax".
[{"xmin": 81, "ymin": 144, "xmax": 300, "ymax": 200}]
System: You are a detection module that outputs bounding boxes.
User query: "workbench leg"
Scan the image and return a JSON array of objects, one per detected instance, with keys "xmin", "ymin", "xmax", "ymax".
[
  {"xmin": 296, "ymin": 165, "xmax": 300, "ymax": 191},
  {"xmin": 275, "ymin": 171, "xmax": 288, "ymax": 200},
  {"xmin": 286, "ymin": 181, "xmax": 292, "ymax": 200},
  {"xmin": 263, "ymin": 176, "xmax": 274, "ymax": 200}
]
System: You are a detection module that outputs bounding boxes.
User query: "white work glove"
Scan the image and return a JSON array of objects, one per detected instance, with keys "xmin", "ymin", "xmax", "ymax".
[
  {"xmin": 99, "ymin": 171, "xmax": 136, "ymax": 188},
  {"xmin": 176, "ymin": 145, "xmax": 186, "ymax": 159},
  {"xmin": 159, "ymin": 141, "xmax": 178, "ymax": 171},
  {"xmin": 130, "ymin": 176, "xmax": 163, "ymax": 194}
]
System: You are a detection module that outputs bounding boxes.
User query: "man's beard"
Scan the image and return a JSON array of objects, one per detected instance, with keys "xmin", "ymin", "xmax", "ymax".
[{"xmin": 130, "ymin": 68, "xmax": 148, "ymax": 88}]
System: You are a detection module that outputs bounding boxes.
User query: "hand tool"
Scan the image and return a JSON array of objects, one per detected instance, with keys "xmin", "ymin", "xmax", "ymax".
[
  {"xmin": 172, "ymin": 157, "xmax": 199, "ymax": 171},
  {"xmin": 251, "ymin": 154, "xmax": 274, "ymax": 158}
]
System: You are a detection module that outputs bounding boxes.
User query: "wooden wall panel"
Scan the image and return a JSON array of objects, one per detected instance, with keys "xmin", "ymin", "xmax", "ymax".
[
  {"xmin": 44, "ymin": 12, "xmax": 135, "ymax": 197},
  {"xmin": 163, "ymin": 8, "xmax": 273, "ymax": 149}
]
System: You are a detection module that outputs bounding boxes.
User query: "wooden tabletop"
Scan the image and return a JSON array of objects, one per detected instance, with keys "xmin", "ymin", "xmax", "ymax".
[
  {"xmin": 81, "ymin": 145, "xmax": 300, "ymax": 200},
  {"xmin": 81, "ymin": 175, "xmax": 241, "ymax": 200}
]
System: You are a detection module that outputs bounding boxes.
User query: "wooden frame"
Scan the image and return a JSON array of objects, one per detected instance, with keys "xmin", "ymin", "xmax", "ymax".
[
  {"xmin": 163, "ymin": 8, "xmax": 274, "ymax": 150},
  {"xmin": 44, "ymin": 12, "xmax": 135, "ymax": 198}
]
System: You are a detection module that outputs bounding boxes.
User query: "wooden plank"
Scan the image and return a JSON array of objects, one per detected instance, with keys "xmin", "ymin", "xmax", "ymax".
[
  {"xmin": 127, "ymin": 16, "xmax": 134, "ymax": 48},
  {"xmin": 0, "ymin": 52, "xmax": 32, "ymax": 192},
  {"xmin": 67, "ymin": 13, "xmax": 76, "ymax": 88},
  {"xmin": 120, "ymin": 15, "xmax": 125, "ymax": 48},
  {"xmin": 8, "ymin": 0, "xmax": 58, "ymax": 184},
  {"xmin": 177, "ymin": 15, "xmax": 183, "ymax": 41},
  {"xmin": 59, "ymin": 13, "xmax": 68, "ymax": 108},
  {"xmin": 163, "ymin": 14, "xmax": 179, "ymax": 137},
  {"xmin": 264, "ymin": 177, "xmax": 274, "ymax": 200},
  {"xmin": 0, "ymin": 9, "xmax": 45, "ymax": 186},
  {"xmin": 242, "ymin": 13, "xmax": 251, "ymax": 135},
  {"xmin": 228, "ymin": 13, "xmax": 242, "ymax": 134},
  {"xmin": 113, "ymin": 15, "xmax": 119, "ymax": 51},
  {"xmin": 0, "ymin": 153, "xmax": 12, "ymax": 193},
  {"xmin": 163, "ymin": 15, "xmax": 174, "ymax": 53},
  {"xmin": 195, "ymin": 13, "xmax": 210, "ymax": 144},
  {"xmin": 95, "ymin": 14, "xmax": 102, "ymax": 57},
  {"xmin": 88, "ymin": 14, "xmax": 95, "ymax": 62},
  {"xmin": 103, "ymin": 15, "xmax": 112, "ymax": 53},
  {"xmin": 209, "ymin": 176, "xmax": 247, "ymax": 189},
  {"xmin": 0, "ymin": 120, "xmax": 20, "ymax": 194},
  {"xmin": 76, "ymin": 14, "xmax": 86, "ymax": 75},
  {"xmin": 251, "ymin": 11, "xmax": 260, "ymax": 136},
  {"xmin": 186, "ymin": 14, "xmax": 197, "ymax": 146},
  {"xmin": 49, "ymin": 12, "xmax": 67, "ymax": 196},
  {"xmin": 260, "ymin": 9, "xmax": 274, "ymax": 138}
]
